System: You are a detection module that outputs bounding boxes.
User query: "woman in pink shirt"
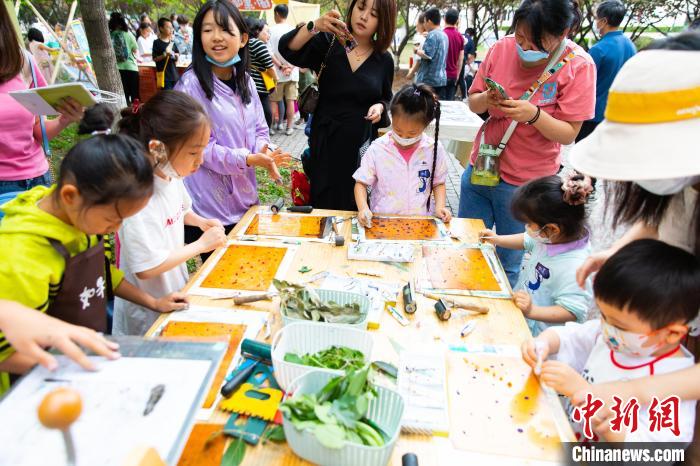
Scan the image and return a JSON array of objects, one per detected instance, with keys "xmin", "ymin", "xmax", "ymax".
[
  {"xmin": 0, "ymin": 3, "xmax": 83, "ymax": 196},
  {"xmin": 458, "ymin": 0, "xmax": 595, "ymax": 286}
]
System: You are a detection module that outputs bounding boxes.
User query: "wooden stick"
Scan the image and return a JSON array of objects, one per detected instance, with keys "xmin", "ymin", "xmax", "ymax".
[{"xmin": 420, "ymin": 292, "xmax": 490, "ymax": 314}]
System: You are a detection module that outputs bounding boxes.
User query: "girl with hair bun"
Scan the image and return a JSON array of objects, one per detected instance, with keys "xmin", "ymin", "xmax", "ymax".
[
  {"xmin": 480, "ymin": 173, "xmax": 594, "ymax": 336},
  {"xmin": 113, "ymin": 90, "xmax": 227, "ymax": 335}
]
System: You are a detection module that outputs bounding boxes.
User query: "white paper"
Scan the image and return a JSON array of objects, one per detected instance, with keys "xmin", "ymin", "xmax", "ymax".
[
  {"xmin": 347, "ymin": 241, "xmax": 415, "ymax": 263},
  {"xmin": 9, "ymin": 91, "xmax": 57, "ymax": 115},
  {"xmin": 319, "ymin": 274, "xmax": 402, "ymax": 328},
  {"xmin": 154, "ymin": 305, "xmax": 267, "ymax": 419},
  {"xmin": 0, "ymin": 356, "xmax": 211, "ymax": 466},
  {"xmin": 398, "ymin": 350, "xmax": 450, "ymax": 435}
]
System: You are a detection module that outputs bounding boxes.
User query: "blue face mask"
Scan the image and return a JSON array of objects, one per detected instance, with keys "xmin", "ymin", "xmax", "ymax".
[
  {"xmin": 516, "ymin": 43, "xmax": 549, "ymax": 63},
  {"xmin": 206, "ymin": 53, "xmax": 241, "ymax": 67}
]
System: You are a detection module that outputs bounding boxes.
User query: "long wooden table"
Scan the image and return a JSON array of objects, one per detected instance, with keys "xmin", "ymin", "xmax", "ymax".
[{"xmin": 147, "ymin": 206, "xmax": 574, "ymax": 465}]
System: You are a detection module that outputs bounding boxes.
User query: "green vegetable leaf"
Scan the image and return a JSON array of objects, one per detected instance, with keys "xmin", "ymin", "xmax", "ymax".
[
  {"xmin": 314, "ymin": 423, "xmax": 346, "ymax": 449},
  {"xmin": 298, "ymin": 265, "xmax": 312, "ymax": 273},
  {"xmin": 220, "ymin": 436, "xmax": 246, "ymax": 466},
  {"xmin": 261, "ymin": 424, "xmax": 286, "ymax": 444},
  {"xmin": 283, "ymin": 353, "xmax": 305, "ymax": 365},
  {"xmin": 314, "ymin": 403, "xmax": 337, "ymax": 425}
]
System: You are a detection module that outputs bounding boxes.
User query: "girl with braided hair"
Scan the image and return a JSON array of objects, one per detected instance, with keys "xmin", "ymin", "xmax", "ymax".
[
  {"xmin": 353, "ymin": 84, "xmax": 450, "ymax": 228},
  {"xmin": 480, "ymin": 173, "xmax": 594, "ymax": 336}
]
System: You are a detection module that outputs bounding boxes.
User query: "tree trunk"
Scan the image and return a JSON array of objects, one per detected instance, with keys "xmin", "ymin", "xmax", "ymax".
[{"xmin": 80, "ymin": 0, "xmax": 125, "ymax": 109}]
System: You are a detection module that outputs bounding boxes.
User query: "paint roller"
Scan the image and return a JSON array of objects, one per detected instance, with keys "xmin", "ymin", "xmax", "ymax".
[
  {"xmin": 220, "ymin": 339, "xmax": 273, "ymax": 398},
  {"xmin": 270, "ymin": 197, "xmax": 314, "ymax": 215}
]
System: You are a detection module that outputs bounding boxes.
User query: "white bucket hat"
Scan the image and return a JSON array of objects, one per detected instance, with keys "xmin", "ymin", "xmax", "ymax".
[{"xmin": 571, "ymin": 50, "xmax": 700, "ymax": 180}]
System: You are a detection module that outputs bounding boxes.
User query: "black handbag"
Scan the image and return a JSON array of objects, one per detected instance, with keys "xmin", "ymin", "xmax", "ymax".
[{"xmin": 298, "ymin": 36, "xmax": 335, "ymax": 114}]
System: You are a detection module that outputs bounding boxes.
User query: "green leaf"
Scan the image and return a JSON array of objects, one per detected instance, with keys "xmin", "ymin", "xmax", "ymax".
[
  {"xmin": 314, "ymin": 423, "xmax": 346, "ymax": 449},
  {"xmin": 220, "ymin": 436, "xmax": 246, "ymax": 466},
  {"xmin": 283, "ymin": 353, "xmax": 305, "ymax": 365},
  {"xmin": 298, "ymin": 265, "xmax": 312, "ymax": 273},
  {"xmin": 314, "ymin": 403, "xmax": 337, "ymax": 425},
  {"xmin": 262, "ymin": 424, "xmax": 286, "ymax": 444}
]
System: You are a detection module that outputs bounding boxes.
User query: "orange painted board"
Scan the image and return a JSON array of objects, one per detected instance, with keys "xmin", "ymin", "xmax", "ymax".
[
  {"xmin": 244, "ymin": 213, "xmax": 327, "ymax": 238},
  {"xmin": 177, "ymin": 423, "xmax": 227, "ymax": 466},
  {"xmin": 161, "ymin": 321, "xmax": 246, "ymax": 409},
  {"xmin": 200, "ymin": 244, "xmax": 286, "ymax": 291},
  {"xmin": 423, "ymin": 245, "xmax": 501, "ymax": 291},
  {"xmin": 449, "ymin": 353, "xmax": 564, "ymax": 462},
  {"xmin": 364, "ymin": 217, "xmax": 441, "ymax": 241}
]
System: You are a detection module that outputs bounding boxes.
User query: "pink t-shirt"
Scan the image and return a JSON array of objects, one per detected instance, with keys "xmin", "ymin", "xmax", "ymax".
[
  {"xmin": 468, "ymin": 36, "xmax": 596, "ymax": 185},
  {"xmin": 0, "ymin": 56, "xmax": 49, "ymax": 181},
  {"xmin": 395, "ymin": 142, "xmax": 419, "ymax": 163},
  {"xmin": 353, "ymin": 133, "xmax": 448, "ymax": 216},
  {"xmin": 444, "ymin": 26, "xmax": 465, "ymax": 80}
]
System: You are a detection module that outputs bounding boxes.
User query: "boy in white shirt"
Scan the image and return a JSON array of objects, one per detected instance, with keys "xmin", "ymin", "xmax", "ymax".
[{"xmin": 522, "ymin": 239, "xmax": 699, "ymax": 443}]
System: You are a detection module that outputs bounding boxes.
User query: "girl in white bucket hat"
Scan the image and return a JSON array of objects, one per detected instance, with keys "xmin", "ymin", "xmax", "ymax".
[
  {"xmin": 573, "ymin": 32, "xmax": 700, "ymax": 286},
  {"xmin": 570, "ymin": 32, "xmax": 700, "ymax": 462}
]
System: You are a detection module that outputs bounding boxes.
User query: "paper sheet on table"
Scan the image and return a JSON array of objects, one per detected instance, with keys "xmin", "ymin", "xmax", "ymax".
[
  {"xmin": 153, "ymin": 306, "xmax": 267, "ymax": 419},
  {"xmin": 398, "ymin": 349, "xmax": 450, "ymax": 436},
  {"xmin": 0, "ymin": 356, "xmax": 211, "ymax": 466},
  {"xmin": 188, "ymin": 241, "xmax": 297, "ymax": 298},
  {"xmin": 319, "ymin": 274, "xmax": 402, "ymax": 329},
  {"xmin": 347, "ymin": 241, "xmax": 416, "ymax": 262}
]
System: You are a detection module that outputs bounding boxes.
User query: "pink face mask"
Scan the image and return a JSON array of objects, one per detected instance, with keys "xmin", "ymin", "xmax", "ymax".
[{"xmin": 600, "ymin": 319, "xmax": 664, "ymax": 357}]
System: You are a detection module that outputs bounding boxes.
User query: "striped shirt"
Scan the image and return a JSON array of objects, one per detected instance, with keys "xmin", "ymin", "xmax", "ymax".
[{"xmin": 248, "ymin": 38, "xmax": 274, "ymax": 94}]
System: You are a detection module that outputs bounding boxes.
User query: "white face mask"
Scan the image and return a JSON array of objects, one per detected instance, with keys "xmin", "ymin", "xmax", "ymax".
[
  {"xmin": 159, "ymin": 161, "xmax": 183, "ymax": 180},
  {"xmin": 526, "ymin": 225, "xmax": 552, "ymax": 244},
  {"xmin": 635, "ymin": 176, "xmax": 700, "ymax": 196},
  {"xmin": 392, "ymin": 132, "xmax": 422, "ymax": 147},
  {"xmin": 600, "ymin": 319, "xmax": 663, "ymax": 357}
]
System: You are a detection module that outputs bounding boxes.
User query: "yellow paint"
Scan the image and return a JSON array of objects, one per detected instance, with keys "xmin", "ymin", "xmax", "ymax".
[{"xmin": 510, "ymin": 373, "xmax": 541, "ymax": 424}]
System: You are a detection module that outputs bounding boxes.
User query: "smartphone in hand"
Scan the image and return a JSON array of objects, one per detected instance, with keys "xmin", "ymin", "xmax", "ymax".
[{"xmin": 484, "ymin": 77, "xmax": 509, "ymax": 100}]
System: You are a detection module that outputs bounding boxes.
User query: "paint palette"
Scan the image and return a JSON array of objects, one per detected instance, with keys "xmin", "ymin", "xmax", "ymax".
[
  {"xmin": 358, "ymin": 216, "xmax": 449, "ymax": 242},
  {"xmin": 200, "ymin": 244, "xmax": 287, "ymax": 291},
  {"xmin": 423, "ymin": 245, "xmax": 501, "ymax": 292},
  {"xmin": 160, "ymin": 321, "xmax": 246, "ymax": 409},
  {"xmin": 449, "ymin": 352, "xmax": 567, "ymax": 461},
  {"xmin": 243, "ymin": 213, "xmax": 332, "ymax": 238}
]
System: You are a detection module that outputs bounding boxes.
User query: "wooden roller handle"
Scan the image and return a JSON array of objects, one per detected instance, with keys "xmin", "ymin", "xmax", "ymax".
[
  {"xmin": 232, "ymin": 293, "xmax": 274, "ymax": 305},
  {"xmin": 421, "ymin": 293, "xmax": 489, "ymax": 314}
]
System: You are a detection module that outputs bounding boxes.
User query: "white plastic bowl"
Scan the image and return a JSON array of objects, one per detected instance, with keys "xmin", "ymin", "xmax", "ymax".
[
  {"xmin": 279, "ymin": 288, "xmax": 370, "ymax": 330},
  {"xmin": 272, "ymin": 321, "xmax": 374, "ymax": 391},
  {"xmin": 282, "ymin": 370, "xmax": 405, "ymax": 466}
]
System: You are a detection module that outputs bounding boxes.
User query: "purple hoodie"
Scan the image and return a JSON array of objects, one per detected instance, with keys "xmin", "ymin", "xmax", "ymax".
[{"xmin": 175, "ymin": 69, "xmax": 269, "ymax": 225}]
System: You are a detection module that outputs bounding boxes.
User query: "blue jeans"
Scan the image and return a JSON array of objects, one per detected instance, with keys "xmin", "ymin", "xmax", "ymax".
[
  {"xmin": 458, "ymin": 165, "xmax": 524, "ymax": 287},
  {"xmin": 0, "ymin": 172, "xmax": 51, "ymax": 196}
]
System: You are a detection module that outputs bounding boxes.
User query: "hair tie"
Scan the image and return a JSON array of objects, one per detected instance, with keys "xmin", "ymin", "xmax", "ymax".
[
  {"xmin": 91, "ymin": 128, "xmax": 111, "ymax": 136},
  {"xmin": 131, "ymin": 99, "xmax": 143, "ymax": 114},
  {"xmin": 561, "ymin": 172, "xmax": 593, "ymax": 206}
]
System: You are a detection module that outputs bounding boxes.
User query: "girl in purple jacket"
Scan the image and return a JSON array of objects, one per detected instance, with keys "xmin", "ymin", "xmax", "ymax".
[{"xmin": 176, "ymin": 0, "xmax": 290, "ymax": 258}]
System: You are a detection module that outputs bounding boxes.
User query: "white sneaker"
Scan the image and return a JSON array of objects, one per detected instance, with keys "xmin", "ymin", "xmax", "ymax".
[
  {"xmin": 276, "ymin": 122, "xmax": 284, "ymax": 131},
  {"xmin": 285, "ymin": 127, "xmax": 294, "ymax": 136},
  {"xmin": 294, "ymin": 120, "xmax": 306, "ymax": 129},
  {"xmin": 269, "ymin": 126, "xmax": 276, "ymax": 136}
]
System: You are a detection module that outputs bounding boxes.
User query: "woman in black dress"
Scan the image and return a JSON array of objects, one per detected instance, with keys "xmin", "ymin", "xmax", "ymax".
[{"xmin": 279, "ymin": 0, "xmax": 396, "ymax": 210}]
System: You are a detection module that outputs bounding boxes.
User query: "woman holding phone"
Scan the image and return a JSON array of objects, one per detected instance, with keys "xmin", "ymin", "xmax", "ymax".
[
  {"xmin": 458, "ymin": 0, "xmax": 596, "ymax": 286},
  {"xmin": 278, "ymin": 0, "xmax": 396, "ymax": 210}
]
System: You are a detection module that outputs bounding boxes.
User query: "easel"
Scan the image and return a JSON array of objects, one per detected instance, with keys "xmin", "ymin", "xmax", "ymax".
[{"xmin": 19, "ymin": 0, "xmax": 96, "ymax": 86}]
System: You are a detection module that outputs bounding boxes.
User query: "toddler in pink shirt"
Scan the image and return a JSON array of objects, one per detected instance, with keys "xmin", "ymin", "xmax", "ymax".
[{"xmin": 353, "ymin": 84, "xmax": 451, "ymax": 227}]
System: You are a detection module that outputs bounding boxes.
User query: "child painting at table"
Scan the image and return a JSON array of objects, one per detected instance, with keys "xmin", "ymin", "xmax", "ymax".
[
  {"xmin": 480, "ymin": 174, "xmax": 593, "ymax": 336},
  {"xmin": 353, "ymin": 83, "xmax": 451, "ymax": 228},
  {"xmin": 112, "ymin": 91, "xmax": 228, "ymax": 335},
  {"xmin": 0, "ymin": 111, "xmax": 189, "ymax": 379},
  {"xmin": 522, "ymin": 240, "xmax": 699, "ymax": 443}
]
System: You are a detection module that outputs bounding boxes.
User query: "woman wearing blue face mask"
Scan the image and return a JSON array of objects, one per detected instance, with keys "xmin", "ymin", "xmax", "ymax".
[
  {"xmin": 175, "ymin": 0, "xmax": 292, "ymax": 260},
  {"xmin": 458, "ymin": 0, "xmax": 596, "ymax": 288}
]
